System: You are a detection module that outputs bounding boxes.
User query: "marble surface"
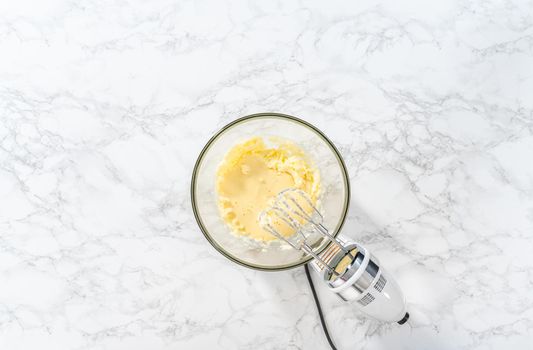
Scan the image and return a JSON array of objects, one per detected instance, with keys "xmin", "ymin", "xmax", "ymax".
[{"xmin": 2, "ymin": 0, "xmax": 533, "ymax": 349}]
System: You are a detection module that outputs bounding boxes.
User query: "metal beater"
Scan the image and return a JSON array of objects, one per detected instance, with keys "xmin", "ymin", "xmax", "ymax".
[{"xmin": 259, "ymin": 188, "xmax": 354, "ymax": 277}]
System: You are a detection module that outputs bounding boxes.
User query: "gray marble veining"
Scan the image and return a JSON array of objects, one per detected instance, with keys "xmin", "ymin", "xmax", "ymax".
[{"xmin": 1, "ymin": 0, "xmax": 533, "ymax": 349}]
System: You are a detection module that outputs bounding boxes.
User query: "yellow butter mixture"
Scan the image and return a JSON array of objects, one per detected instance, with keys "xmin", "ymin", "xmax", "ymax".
[{"xmin": 216, "ymin": 137, "xmax": 320, "ymax": 241}]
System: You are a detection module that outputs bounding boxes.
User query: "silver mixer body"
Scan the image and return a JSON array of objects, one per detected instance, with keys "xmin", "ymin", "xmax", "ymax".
[{"xmin": 311, "ymin": 236, "xmax": 409, "ymax": 324}]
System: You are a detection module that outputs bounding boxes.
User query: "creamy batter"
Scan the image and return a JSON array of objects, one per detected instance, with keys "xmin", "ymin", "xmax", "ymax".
[{"xmin": 216, "ymin": 137, "xmax": 320, "ymax": 241}]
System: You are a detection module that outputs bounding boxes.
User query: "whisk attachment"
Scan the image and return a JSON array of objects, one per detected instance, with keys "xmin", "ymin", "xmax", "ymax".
[{"xmin": 259, "ymin": 188, "xmax": 354, "ymax": 276}]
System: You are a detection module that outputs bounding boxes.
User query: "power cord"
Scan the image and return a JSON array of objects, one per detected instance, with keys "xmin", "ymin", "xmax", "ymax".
[{"xmin": 304, "ymin": 264, "xmax": 338, "ymax": 350}]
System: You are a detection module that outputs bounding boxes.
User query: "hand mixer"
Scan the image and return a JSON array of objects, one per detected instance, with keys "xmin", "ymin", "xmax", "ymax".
[{"xmin": 259, "ymin": 188, "xmax": 409, "ymax": 324}]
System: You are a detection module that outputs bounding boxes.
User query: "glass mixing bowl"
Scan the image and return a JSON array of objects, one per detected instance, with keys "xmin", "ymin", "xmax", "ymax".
[{"xmin": 191, "ymin": 113, "xmax": 350, "ymax": 271}]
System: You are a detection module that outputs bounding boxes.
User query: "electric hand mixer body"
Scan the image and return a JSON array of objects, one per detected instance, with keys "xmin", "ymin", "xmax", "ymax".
[
  {"xmin": 310, "ymin": 238, "xmax": 408, "ymax": 323},
  {"xmin": 191, "ymin": 113, "xmax": 408, "ymax": 325}
]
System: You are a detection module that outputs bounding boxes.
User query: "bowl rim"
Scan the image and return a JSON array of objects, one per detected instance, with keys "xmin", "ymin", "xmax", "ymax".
[{"xmin": 190, "ymin": 112, "xmax": 351, "ymax": 271}]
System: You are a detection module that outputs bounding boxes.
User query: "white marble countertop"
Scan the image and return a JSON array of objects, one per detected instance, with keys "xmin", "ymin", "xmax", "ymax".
[{"xmin": 2, "ymin": 0, "xmax": 533, "ymax": 349}]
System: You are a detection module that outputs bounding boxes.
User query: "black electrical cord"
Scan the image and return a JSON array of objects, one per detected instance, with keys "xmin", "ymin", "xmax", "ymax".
[{"xmin": 304, "ymin": 264, "xmax": 338, "ymax": 350}]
